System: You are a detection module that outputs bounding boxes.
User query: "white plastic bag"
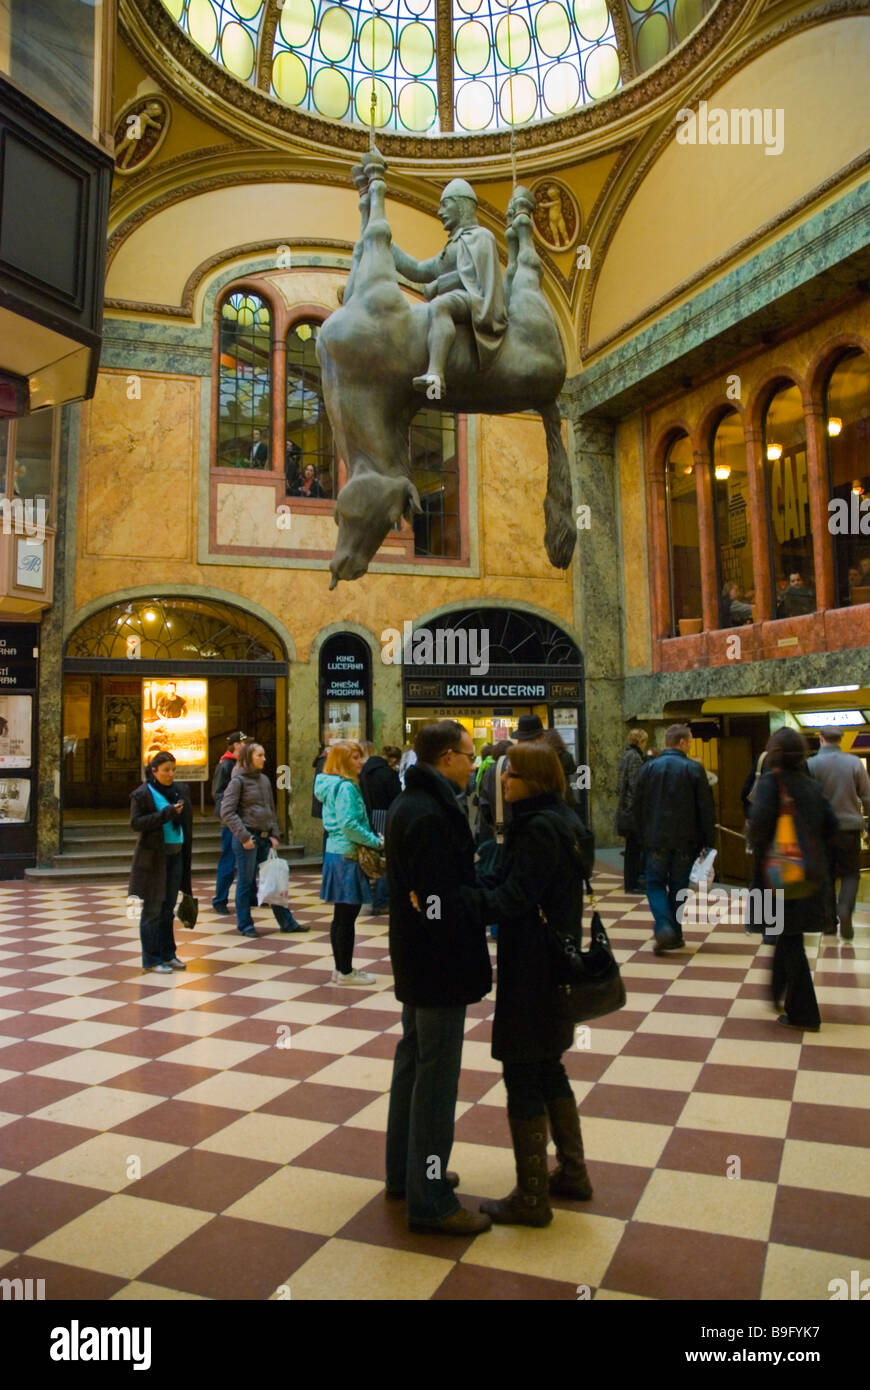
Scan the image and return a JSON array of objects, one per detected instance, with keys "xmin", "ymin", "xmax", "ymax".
[
  {"xmin": 257, "ymin": 849, "xmax": 290, "ymax": 906},
  {"xmin": 689, "ymin": 847, "xmax": 717, "ymax": 886}
]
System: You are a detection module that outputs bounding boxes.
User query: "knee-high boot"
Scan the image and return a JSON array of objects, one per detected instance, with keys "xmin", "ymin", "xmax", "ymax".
[
  {"xmin": 479, "ymin": 1115, "xmax": 553, "ymax": 1227},
  {"xmin": 546, "ymin": 1095, "xmax": 593, "ymax": 1199}
]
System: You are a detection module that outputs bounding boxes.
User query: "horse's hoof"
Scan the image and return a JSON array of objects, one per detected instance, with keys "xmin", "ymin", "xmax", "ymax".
[{"xmin": 329, "ymin": 572, "xmax": 340, "ymax": 590}]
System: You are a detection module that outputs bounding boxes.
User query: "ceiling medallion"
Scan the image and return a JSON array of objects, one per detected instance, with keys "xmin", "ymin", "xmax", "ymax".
[
  {"xmin": 113, "ymin": 94, "xmax": 172, "ymax": 175},
  {"xmin": 530, "ymin": 177, "xmax": 580, "ymax": 253}
]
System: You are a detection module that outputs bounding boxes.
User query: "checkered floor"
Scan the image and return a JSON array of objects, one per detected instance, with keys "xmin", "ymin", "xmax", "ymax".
[{"xmin": 0, "ymin": 868, "xmax": 868, "ymax": 1301}]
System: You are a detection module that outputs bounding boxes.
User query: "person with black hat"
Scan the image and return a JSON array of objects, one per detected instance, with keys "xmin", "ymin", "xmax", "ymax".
[
  {"xmin": 211, "ymin": 731, "xmax": 246, "ymax": 914},
  {"xmin": 808, "ymin": 725, "xmax": 870, "ymax": 938}
]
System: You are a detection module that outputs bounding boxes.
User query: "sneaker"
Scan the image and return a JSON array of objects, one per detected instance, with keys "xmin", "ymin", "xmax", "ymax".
[
  {"xmin": 331, "ymin": 968, "xmax": 376, "ymax": 986},
  {"xmin": 168, "ymin": 957, "xmax": 187, "ymax": 970},
  {"xmin": 148, "ymin": 963, "xmax": 173, "ymax": 973}
]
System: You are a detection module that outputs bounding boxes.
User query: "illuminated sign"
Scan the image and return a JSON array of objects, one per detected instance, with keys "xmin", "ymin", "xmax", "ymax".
[
  {"xmin": 141, "ymin": 679, "xmax": 208, "ymax": 780},
  {"xmin": 794, "ymin": 710, "xmax": 865, "ymax": 728}
]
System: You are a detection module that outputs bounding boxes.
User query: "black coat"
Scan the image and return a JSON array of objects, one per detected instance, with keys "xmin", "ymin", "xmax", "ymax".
[
  {"xmin": 747, "ymin": 768, "xmax": 838, "ymax": 934},
  {"xmin": 632, "ymin": 747, "xmax": 716, "ymax": 853},
  {"xmin": 386, "ymin": 762, "xmax": 492, "ymax": 1007},
  {"xmin": 463, "ymin": 793, "xmax": 583, "ymax": 1062},
  {"xmin": 359, "ymin": 757, "xmax": 401, "ymax": 815},
  {"xmin": 311, "ymin": 752, "xmax": 326, "ymax": 820},
  {"xmin": 129, "ymin": 780, "xmax": 193, "ymax": 902}
]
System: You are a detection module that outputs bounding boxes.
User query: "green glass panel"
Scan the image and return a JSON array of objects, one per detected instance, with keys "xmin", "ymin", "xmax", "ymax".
[
  {"xmin": 536, "ymin": 3, "xmax": 570, "ymax": 58},
  {"xmin": 161, "ymin": 0, "xmax": 184, "ymax": 21},
  {"xmin": 187, "ymin": 0, "xmax": 218, "ymax": 55},
  {"xmin": 572, "ymin": 0, "xmax": 609, "ymax": 41},
  {"xmin": 635, "ymin": 12, "xmax": 670, "ymax": 70},
  {"xmin": 455, "ymin": 78, "xmax": 493, "ymax": 130},
  {"xmin": 398, "ymin": 81, "xmax": 437, "ymax": 131},
  {"xmin": 221, "ymin": 22, "xmax": 255, "ymax": 80},
  {"xmin": 674, "ymin": 0, "xmax": 707, "ymax": 42},
  {"xmin": 455, "ymin": 21, "xmax": 490, "ymax": 77},
  {"xmin": 495, "ymin": 15, "xmax": 531, "ymax": 70},
  {"xmin": 312, "ymin": 65, "xmax": 350, "ymax": 118},
  {"xmin": 627, "ymin": 0, "xmax": 654, "ymax": 12},
  {"xmin": 543, "ymin": 60, "xmax": 580, "ymax": 114},
  {"xmin": 399, "ymin": 22, "xmax": 434, "ymax": 77},
  {"xmin": 230, "ymin": 0, "xmax": 263, "ymax": 20},
  {"xmin": 584, "ymin": 42, "xmax": 619, "ymax": 96},
  {"xmin": 272, "ymin": 50, "xmax": 308, "ymax": 104},
  {"xmin": 355, "ymin": 76, "xmax": 392, "ymax": 126},
  {"xmin": 358, "ymin": 17, "xmax": 394, "ymax": 73},
  {"xmin": 279, "ymin": 0, "xmax": 315, "ymax": 49},
  {"xmin": 318, "ymin": 7, "xmax": 354, "ymax": 62},
  {"xmin": 498, "ymin": 72, "xmax": 537, "ymax": 124}
]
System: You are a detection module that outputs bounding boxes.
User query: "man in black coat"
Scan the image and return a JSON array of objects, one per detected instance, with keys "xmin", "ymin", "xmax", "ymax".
[
  {"xmin": 384, "ymin": 720, "xmax": 493, "ymax": 1235},
  {"xmin": 632, "ymin": 722, "xmax": 716, "ymax": 953}
]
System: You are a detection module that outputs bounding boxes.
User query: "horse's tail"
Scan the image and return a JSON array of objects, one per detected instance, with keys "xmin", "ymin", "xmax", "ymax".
[{"xmin": 541, "ymin": 403, "xmax": 575, "ymax": 569}]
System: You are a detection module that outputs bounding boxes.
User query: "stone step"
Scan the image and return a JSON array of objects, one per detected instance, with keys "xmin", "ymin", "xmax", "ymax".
[
  {"xmin": 54, "ymin": 843, "xmax": 308, "ymax": 867},
  {"xmin": 25, "ymin": 855, "xmax": 323, "ymax": 883},
  {"xmin": 64, "ymin": 822, "xmax": 225, "ymax": 844}
]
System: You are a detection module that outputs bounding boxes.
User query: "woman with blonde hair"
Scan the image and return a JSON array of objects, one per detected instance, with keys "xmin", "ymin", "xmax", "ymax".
[{"xmin": 314, "ymin": 740, "xmax": 384, "ymax": 985}]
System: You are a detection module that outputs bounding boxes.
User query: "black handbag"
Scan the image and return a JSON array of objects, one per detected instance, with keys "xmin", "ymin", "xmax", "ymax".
[
  {"xmin": 544, "ymin": 883, "xmax": 626, "ymax": 1025},
  {"xmin": 177, "ymin": 893, "xmax": 199, "ymax": 929}
]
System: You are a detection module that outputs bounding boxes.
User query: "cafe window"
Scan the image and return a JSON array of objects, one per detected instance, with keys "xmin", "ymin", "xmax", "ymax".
[
  {"xmin": 712, "ymin": 410, "xmax": 754, "ymax": 627},
  {"xmin": 217, "ymin": 292, "xmax": 273, "ymax": 468},
  {"xmin": 285, "ymin": 320, "xmax": 335, "ymax": 498},
  {"xmin": 665, "ymin": 433, "xmax": 702, "ymax": 635},
  {"xmin": 764, "ymin": 382, "xmax": 814, "ymax": 617},
  {"xmin": 825, "ymin": 349, "xmax": 870, "ymax": 608},
  {"xmin": 410, "ymin": 409, "xmax": 461, "ymax": 559},
  {"xmin": 1, "ymin": 409, "xmax": 57, "ymax": 524}
]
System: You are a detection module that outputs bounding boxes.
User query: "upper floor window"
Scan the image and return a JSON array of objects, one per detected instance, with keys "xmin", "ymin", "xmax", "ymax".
[
  {"xmin": 285, "ymin": 320, "xmax": 336, "ymax": 498},
  {"xmin": 764, "ymin": 382, "xmax": 814, "ymax": 617},
  {"xmin": 826, "ymin": 349, "xmax": 870, "ymax": 608},
  {"xmin": 218, "ymin": 292, "xmax": 272, "ymax": 468},
  {"xmin": 665, "ymin": 433, "xmax": 701, "ymax": 634},
  {"xmin": 0, "ymin": 409, "xmax": 56, "ymax": 525},
  {"xmin": 712, "ymin": 410, "xmax": 754, "ymax": 627},
  {"xmin": 410, "ymin": 408, "xmax": 461, "ymax": 558}
]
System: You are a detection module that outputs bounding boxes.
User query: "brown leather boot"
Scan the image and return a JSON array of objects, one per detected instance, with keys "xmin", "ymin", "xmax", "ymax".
[
  {"xmin": 546, "ymin": 1095, "xmax": 593, "ymax": 1199},
  {"xmin": 479, "ymin": 1115, "xmax": 553, "ymax": 1227}
]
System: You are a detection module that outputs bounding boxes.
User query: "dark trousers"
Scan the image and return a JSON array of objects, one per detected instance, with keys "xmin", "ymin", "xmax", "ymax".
[
  {"xmin": 385, "ymin": 1003, "xmax": 466, "ymax": 1221},
  {"xmin": 502, "ymin": 1058, "xmax": 574, "ymax": 1120},
  {"xmin": 140, "ymin": 850, "xmax": 183, "ymax": 966},
  {"xmin": 213, "ymin": 825, "xmax": 236, "ymax": 907},
  {"xmin": 623, "ymin": 831, "xmax": 643, "ymax": 893},
  {"xmin": 771, "ymin": 933, "xmax": 820, "ymax": 1028},
  {"xmin": 827, "ymin": 829, "xmax": 861, "ymax": 931},
  {"xmin": 644, "ymin": 847, "xmax": 695, "ymax": 940},
  {"xmin": 331, "ymin": 901, "xmax": 361, "ymax": 974},
  {"xmin": 233, "ymin": 831, "xmax": 292, "ymax": 931}
]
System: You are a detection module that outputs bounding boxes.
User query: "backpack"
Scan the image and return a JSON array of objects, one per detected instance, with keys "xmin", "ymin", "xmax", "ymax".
[{"xmin": 762, "ymin": 772, "xmax": 814, "ymax": 899}]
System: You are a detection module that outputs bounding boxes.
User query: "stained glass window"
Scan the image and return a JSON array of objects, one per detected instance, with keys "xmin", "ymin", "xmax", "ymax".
[
  {"xmin": 285, "ymin": 321, "xmax": 336, "ymax": 497},
  {"xmin": 627, "ymin": 0, "xmax": 714, "ymax": 74},
  {"xmin": 218, "ymin": 292, "xmax": 272, "ymax": 467}
]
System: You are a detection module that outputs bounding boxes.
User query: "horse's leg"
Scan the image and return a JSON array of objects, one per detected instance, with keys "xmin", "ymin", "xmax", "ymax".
[
  {"xmin": 541, "ymin": 402, "xmax": 576, "ymax": 569},
  {"xmin": 343, "ymin": 165, "xmax": 371, "ymax": 305}
]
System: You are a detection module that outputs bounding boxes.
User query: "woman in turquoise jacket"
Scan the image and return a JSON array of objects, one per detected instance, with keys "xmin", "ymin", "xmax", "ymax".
[{"xmin": 314, "ymin": 740, "xmax": 384, "ymax": 986}]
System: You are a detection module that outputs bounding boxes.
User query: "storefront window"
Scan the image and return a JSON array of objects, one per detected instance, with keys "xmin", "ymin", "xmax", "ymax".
[
  {"xmin": 217, "ymin": 292, "xmax": 272, "ymax": 468},
  {"xmin": 826, "ymin": 350, "xmax": 870, "ymax": 608},
  {"xmin": 410, "ymin": 409, "xmax": 460, "ymax": 558},
  {"xmin": 764, "ymin": 382, "xmax": 814, "ymax": 617},
  {"xmin": 286, "ymin": 320, "xmax": 335, "ymax": 498},
  {"xmin": 1, "ymin": 409, "xmax": 55, "ymax": 527},
  {"xmin": 665, "ymin": 433, "xmax": 702, "ymax": 634},
  {"xmin": 0, "ymin": 0, "xmax": 107, "ymax": 143},
  {"xmin": 712, "ymin": 410, "xmax": 754, "ymax": 627}
]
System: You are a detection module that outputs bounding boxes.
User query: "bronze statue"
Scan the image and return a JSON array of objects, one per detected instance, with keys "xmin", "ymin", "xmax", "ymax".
[{"xmin": 317, "ymin": 152, "xmax": 574, "ymax": 586}]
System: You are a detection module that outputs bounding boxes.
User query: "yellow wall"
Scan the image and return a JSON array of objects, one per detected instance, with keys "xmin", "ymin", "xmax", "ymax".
[{"xmin": 617, "ymin": 413, "xmax": 651, "ymax": 671}]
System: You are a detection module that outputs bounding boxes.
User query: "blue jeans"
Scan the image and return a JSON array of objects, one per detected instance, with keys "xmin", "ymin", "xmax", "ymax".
[
  {"xmin": 233, "ymin": 831, "xmax": 292, "ymax": 931},
  {"xmin": 140, "ymin": 850, "xmax": 183, "ymax": 966},
  {"xmin": 644, "ymin": 848, "xmax": 695, "ymax": 940},
  {"xmin": 385, "ymin": 1003, "xmax": 466, "ymax": 1221},
  {"xmin": 213, "ymin": 825, "xmax": 236, "ymax": 907},
  {"xmin": 370, "ymin": 875, "xmax": 389, "ymax": 913}
]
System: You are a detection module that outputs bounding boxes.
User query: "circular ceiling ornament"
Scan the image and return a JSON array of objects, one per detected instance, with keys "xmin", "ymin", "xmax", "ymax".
[
  {"xmin": 113, "ymin": 93, "xmax": 172, "ymax": 174},
  {"xmin": 530, "ymin": 175, "xmax": 580, "ymax": 251}
]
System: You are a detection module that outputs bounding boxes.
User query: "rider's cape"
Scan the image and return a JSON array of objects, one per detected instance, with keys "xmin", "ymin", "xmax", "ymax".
[{"xmin": 443, "ymin": 225, "xmax": 508, "ymax": 370}]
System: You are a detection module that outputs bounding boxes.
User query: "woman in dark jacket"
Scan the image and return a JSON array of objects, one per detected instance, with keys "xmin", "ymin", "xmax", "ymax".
[
  {"xmin": 462, "ymin": 741, "xmax": 594, "ymax": 1227},
  {"xmin": 130, "ymin": 752, "xmax": 193, "ymax": 973},
  {"xmin": 359, "ymin": 743, "xmax": 402, "ymax": 914},
  {"xmin": 747, "ymin": 728, "xmax": 838, "ymax": 1031},
  {"xmin": 540, "ymin": 727, "xmax": 578, "ymax": 807},
  {"xmin": 615, "ymin": 729, "xmax": 648, "ymax": 892},
  {"xmin": 221, "ymin": 741, "xmax": 305, "ymax": 937}
]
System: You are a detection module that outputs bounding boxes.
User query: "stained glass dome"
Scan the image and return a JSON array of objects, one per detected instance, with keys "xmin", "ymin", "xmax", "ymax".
[{"xmin": 159, "ymin": 0, "xmax": 714, "ymax": 135}]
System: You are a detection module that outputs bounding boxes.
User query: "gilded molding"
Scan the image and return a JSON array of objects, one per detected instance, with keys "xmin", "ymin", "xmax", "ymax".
[
  {"xmin": 257, "ymin": 0, "xmax": 281, "ymax": 93},
  {"xmin": 609, "ymin": 0, "xmax": 638, "ymax": 82},
  {"xmin": 435, "ymin": 0, "xmax": 454, "ymax": 135}
]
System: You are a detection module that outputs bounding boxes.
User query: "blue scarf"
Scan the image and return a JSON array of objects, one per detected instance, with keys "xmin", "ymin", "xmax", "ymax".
[{"xmin": 149, "ymin": 783, "xmax": 184, "ymax": 846}]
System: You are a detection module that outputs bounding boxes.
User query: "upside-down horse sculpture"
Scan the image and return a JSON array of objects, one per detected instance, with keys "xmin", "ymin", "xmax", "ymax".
[{"xmin": 316, "ymin": 150, "xmax": 575, "ymax": 587}]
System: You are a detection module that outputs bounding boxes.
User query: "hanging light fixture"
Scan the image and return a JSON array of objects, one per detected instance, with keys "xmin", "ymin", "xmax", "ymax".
[
  {"xmin": 852, "ymin": 480, "xmax": 864, "ymax": 496},
  {"xmin": 766, "ymin": 443, "xmax": 782, "ymax": 461},
  {"xmin": 714, "ymin": 463, "xmax": 731, "ymax": 481},
  {"xmin": 827, "ymin": 417, "xmax": 843, "ymax": 437}
]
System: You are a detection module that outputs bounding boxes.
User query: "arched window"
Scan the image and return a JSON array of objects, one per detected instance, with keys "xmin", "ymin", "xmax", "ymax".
[
  {"xmin": 218, "ymin": 292, "xmax": 272, "ymax": 468},
  {"xmin": 825, "ymin": 350, "xmax": 870, "ymax": 607},
  {"xmin": 285, "ymin": 320, "xmax": 336, "ymax": 498},
  {"xmin": 665, "ymin": 433, "xmax": 701, "ymax": 634},
  {"xmin": 711, "ymin": 411, "xmax": 754, "ymax": 627},
  {"xmin": 764, "ymin": 383, "xmax": 814, "ymax": 617}
]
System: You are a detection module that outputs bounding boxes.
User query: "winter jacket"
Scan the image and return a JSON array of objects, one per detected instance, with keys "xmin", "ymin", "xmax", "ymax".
[
  {"xmin": 462, "ymin": 792, "xmax": 585, "ymax": 1062},
  {"xmin": 221, "ymin": 764, "xmax": 280, "ymax": 842},
  {"xmin": 212, "ymin": 750, "xmax": 237, "ymax": 818},
  {"xmin": 808, "ymin": 746, "xmax": 870, "ymax": 831},
  {"xmin": 311, "ymin": 752, "xmax": 327, "ymax": 820},
  {"xmin": 359, "ymin": 756, "xmax": 401, "ymax": 816},
  {"xmin": 129, "ymin": 780, "xmax": 193, "ymax": 902},
  {"xmin": 747, "ymin": 768, "xmax": 838, "ymax": 934},
  {"xmin": 615, "ymin": 744, "xmax": 645, "ymax": 835},
  {"xmin": 632, "ymin": 747, "xmax": 715, "ymax": 854},
  {"xmin": 386, "ymin": 761, "xmax": 492, "ymax": 1007},
  {"xmin": 314, "ymin": 772, "xmax": 381, "ymax": 858}
]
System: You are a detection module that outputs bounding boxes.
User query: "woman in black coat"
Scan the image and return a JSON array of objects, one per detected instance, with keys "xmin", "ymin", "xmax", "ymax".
[
  {"xmin": 129, "ymin": 751, "xmax": 193, "ymax": 973},
  {"xmin": 747, "ymin": 728, "xmax": 838, "ymax": 1031},
  {"xmin": 462, "ymin": 741, "xmax": 594, "ymax": 1227},
  {"xmin": 615, "ymin": 729, "xmax": 648, "ymax": 892}
]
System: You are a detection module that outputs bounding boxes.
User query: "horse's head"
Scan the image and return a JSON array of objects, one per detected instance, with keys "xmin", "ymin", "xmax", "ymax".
[{"xmin": 329, "ymin": 472, "xmax": 422, "ymax": 588}]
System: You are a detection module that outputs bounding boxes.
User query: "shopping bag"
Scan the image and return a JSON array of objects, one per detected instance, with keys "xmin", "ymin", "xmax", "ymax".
[
  {"xmin": 257, "ymin": 849, "xmax": 290, "ymax": 906},
  {"xmin": 689, "ymin": 847, "xmax": 717, "ymax": 886}
]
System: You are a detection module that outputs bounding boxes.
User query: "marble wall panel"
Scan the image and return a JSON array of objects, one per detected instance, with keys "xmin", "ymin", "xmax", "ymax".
[
  {"xmin": 480, "ymin": 414, "xmax": 564, "ymax": 580},
  {"xmin": 617, "ymin": 413, "xmax": 651, "ymax": 672}
]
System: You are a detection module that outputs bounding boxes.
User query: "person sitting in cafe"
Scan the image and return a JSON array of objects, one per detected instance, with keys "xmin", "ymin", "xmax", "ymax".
[
  {"xmin": 777, "ymin": 571, "xmax": 815, "ymax": 617},
  {"xmin": 719, "ymin": 581, "xmax": 753, "ymax": 627}
]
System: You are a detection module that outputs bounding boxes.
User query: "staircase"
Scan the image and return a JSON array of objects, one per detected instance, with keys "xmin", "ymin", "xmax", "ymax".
[{"xmin": 25, "ymin": 817, "xmax": 321, "ymax": 882}]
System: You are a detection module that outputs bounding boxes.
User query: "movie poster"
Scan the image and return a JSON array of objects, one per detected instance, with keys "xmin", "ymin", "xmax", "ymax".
[
  {"xmin": 0, "ymin": 695, "xmax": 32, "ymax": 767},
  {"xmin": 0, "ymin": 777, "xmax": 30, "ymax": 823},
  {"xmin": 141, "ymin": 680, "xmax": 208, "ymax": 781}
]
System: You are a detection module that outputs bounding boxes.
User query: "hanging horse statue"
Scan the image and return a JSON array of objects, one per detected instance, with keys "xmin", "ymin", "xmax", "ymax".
[{"xmin": 316, "ymin": 150, "xmax": 575, "ymax": 587}]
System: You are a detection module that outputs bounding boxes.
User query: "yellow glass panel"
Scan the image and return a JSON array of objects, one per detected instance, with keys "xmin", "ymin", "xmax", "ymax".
[
  {"xmin": 161, "ymin": 0, "xmax": 184, "ymax": 20},
  {"xmin": 355, "ymin": 77, "xmax": 392, "ymax": 127},
  {"xmin": 627, "ymin": 0, "xmax": 654, "ymax": 11},
  {"xmin": 237, "ymin": 302, "xmax": 255, "ymax": 326},
  {"xmin": 455, "ymin": 21, "xmax": 490, "ymax": 76},
  {"xmin": 405, "ymin": 0, "xmax": 433, "ymax": 12},
  {"xmin": 272, "ymin": 50, "xmax": 308, "ymax": 104},
  {"xmin": 279, "ymin": 0, "xmax": 315, "ymax": 49},
  {"xmin": 636, "ymin": 12, "xmax": 670, "ymax": 70},
  {"xmin": 674, "ymin": 0, "xmax": 707, "ymax": 42},
  {"xmin": 543, "ymin": 60, "xmax": 580, "ymax": 115},
  {"xmin": 498, "ymin": 72, "xmax": 537, "ymax": 124},
  {"xmin": 584, "ymin": 41, "xmax": 619, "ymax": 97},
  {"xmin": 221, "ymin": 22, "xmax": 255, "ymax": 80},
  {"xmin": 312, "ymin": 65, "xmax": 350, "ymax": 118},
  {"xmin": 495, "ymin": 15, "xmax": 531, "ymax": 70},
  {"xmin": 573, "ymin": 0, "xmax": 609, "ymax": 41},
  {"xmin": 296, "ymin": 323, "xmax": 313, "ymax": 341},
  {"xmin": 399, "ymin": 22, "xmax": 434, "ymax": 77},
  {"xmin": 318, "ymin": 7, "xmax": 354, "ymax": 62},
  {"xmin": 221, "ymin": 299, "xmax": 238, "ymax": 320},
  {"xmin": 456, "ymin": 0, "xmax": 482, "ymax": 12},
  {"xmin": 358, "ymin": 17, "xmax": 394, "ymax": 73},
  {"xmin": 398, "ymin": 81, "xmax": 436, "ymax": 130},
  {"xmin": 187, "ymin": 0, "xmax": 218, "ymax": 55},
  {"xmin": 455, "ymin": 78, "xmax": 493, "ymax": 130},
  {"xmin": 230, "ymin": 0, "xmax": 263, "ymax": 20},
  {"xmin": 536, "ymin": 4, "xmax": 571, "ymax": 58}
]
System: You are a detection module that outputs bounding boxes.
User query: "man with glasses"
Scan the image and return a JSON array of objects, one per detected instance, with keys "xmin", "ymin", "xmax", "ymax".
[{"xmin": 384, "ymin": 720, "xmax": 493, "ymax": 1235}]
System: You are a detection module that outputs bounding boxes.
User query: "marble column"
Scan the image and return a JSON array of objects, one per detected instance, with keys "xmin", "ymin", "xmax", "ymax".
[
  {"xmin": 570, "ymin": 413, "xmax": 625, "ymax": 849},
  {"xmin": 36, "ymin": 405, "xmax": 73, "ymax": 865}
]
